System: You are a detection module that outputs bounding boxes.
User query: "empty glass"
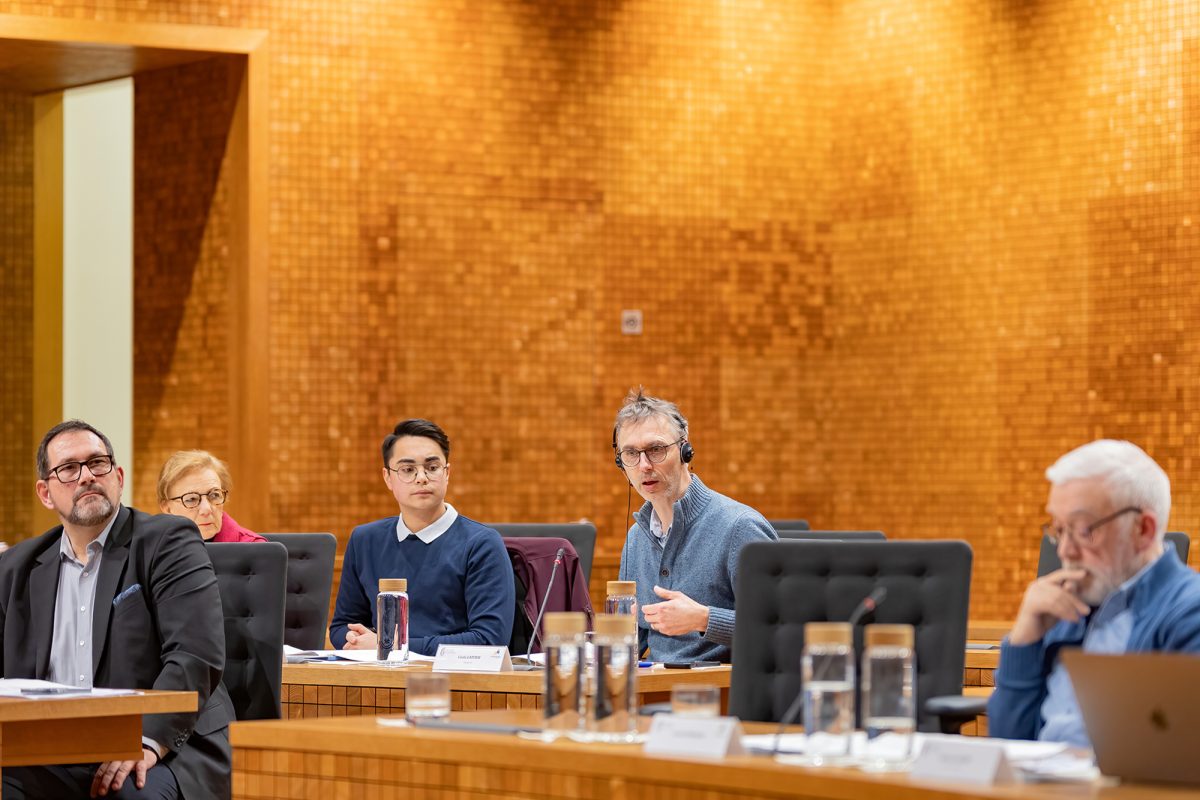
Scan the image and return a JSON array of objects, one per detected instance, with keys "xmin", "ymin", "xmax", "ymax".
[
  {"xmin": 670, "ymin": 684, "xmax": 720, "ymax": 717},
  {"xmin": 405, "ymin": 672, "xmax": 450, "ymax": 722}
]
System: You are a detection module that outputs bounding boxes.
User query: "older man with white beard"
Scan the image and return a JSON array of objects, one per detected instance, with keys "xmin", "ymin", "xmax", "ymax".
[{"xmin": 989, "ymin": 439, "xmax": 1200, "ymax": 747}]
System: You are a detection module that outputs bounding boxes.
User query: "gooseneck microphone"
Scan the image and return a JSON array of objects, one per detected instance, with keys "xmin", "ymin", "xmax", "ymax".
[
  {"xmin": 512, "ymin": 547, "xmax": 566, "ymax": 671},
  {"xmin": 771, "ymin": 587, "xmax": 889, "ymax": 755}
]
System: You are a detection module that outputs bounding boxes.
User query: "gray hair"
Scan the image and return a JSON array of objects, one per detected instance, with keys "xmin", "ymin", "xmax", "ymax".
[
  {"xmin": 1045, "ymin": 439, "xmax": 1170, "ymax": 541},
  {"xmin": 613, "ymin": 387, "xmax": 688, "ymax": 444}
]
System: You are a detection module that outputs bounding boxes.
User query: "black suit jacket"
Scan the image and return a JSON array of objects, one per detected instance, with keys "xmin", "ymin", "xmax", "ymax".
[{"xmin": 0, "ymin": 506, "xmax": 234, "ymax": 799}]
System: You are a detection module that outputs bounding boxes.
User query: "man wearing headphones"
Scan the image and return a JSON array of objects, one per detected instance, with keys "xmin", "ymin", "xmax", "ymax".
[{"xmin": 613, "ymin": 388, "xmax": 776, "ymax": 663}]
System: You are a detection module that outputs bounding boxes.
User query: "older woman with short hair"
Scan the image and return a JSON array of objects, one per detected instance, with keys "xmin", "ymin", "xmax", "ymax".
[{"xmin": 157, "ymin": 450, "xmax": 265, "ymax": 542}]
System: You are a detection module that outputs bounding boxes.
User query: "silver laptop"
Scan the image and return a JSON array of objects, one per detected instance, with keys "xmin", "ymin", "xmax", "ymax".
[{"xmin": 1063, "ymin": 650, "xmax": 1200, "ymax": 786}]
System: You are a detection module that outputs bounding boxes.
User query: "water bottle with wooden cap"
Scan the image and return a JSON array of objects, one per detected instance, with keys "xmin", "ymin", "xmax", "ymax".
[
  {"xmin": 376, "ymin": 578, "xmax": 409, "ymax": 664},
  {"xmin": 861, "ymin": 623, "xmax": 915, "ymax": 771},
  {"xmin": 801, "ymin": 622, "xmax": 855, "ymax": 765},
  {"xmin": 583, "ymin": 613, "xmax": 640, "ymax": 743},
  {"xmin": 542, "ymin": 611, "xmax": 586, "ymax": 739},
  {"xmin": 605, "ymin": 581, "xmax": 637, "ymax": 616}
]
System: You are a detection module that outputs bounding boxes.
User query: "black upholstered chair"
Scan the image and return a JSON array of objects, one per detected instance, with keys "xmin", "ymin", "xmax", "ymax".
[
  {"xmin": 207, "ymin": 541, "xmax": 287, "ymax": 720},
  {"xmin": 1037, "ymin": 530, "xmax": 1190, "ymax": 577},
  {"xmin": 768, "ymin": 519, "xmax": 810, "ymax": 532},
  {"xmin": 729, "ymin": 540, "xmax": 973, "ymax": 732},
  {"xmin": 260, "ymin": 532, "xmax": 337, "ymax": 649},
  {"xmin": 777, "ymin": 530, "xmax": 887, "ymax": 541},
  {"xmin": 487, "ymin": 523, "xmax": 597, "ymax": 582}
]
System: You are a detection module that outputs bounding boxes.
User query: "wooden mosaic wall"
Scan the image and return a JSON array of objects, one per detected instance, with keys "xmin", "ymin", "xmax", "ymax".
[
  {"xmin": 3, "ymin": 1, "xmax": 1200, "ymax": 617},
  {"xmin": 0, "ymin": 91, "xmax": 33, "ymax": 541}
]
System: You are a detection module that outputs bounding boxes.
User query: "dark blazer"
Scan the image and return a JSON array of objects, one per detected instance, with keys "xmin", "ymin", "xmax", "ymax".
[{"xmin": 0, "ymin": 506, "xmax": 234, "ymax": 800}]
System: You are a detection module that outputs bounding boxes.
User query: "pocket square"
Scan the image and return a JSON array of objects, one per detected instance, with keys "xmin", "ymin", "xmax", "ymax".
[{"xmin": 113, "ymin": 583, "xmax": 142, "ymax": 607}]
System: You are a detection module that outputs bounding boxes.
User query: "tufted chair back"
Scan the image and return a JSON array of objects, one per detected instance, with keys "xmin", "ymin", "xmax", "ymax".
[
  {"xmin": 730, "ymin": 540, "xmax": 972, "ymax": 732},
  {"xmin": 1038, "ymin": 531, "xmax": 1190, "ymax": 576},
  {"xmin": 776, "ymin": 530, "xmax": 886, "ymax": 541},
  {"xmin": 486, "ymin": 523, "xmax": 597, "ymax": 582},
  {"xmin": 207, "ymin": 541, "xmax": 287, "ymax": 720},
  {"xmin": 260, "ymin": 533, "xmax": 337, "ymax": 649}
]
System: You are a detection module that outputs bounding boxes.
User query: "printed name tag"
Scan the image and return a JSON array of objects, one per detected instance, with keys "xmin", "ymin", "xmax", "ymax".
[
  {"xmin": 432, "ymin": 645, "xmax": 514, "ymax": 673},
  {"xmin": 911, "ymin": 737, "xmax": 1014, "ymax": 785},
  {"xmin": 643, "ymin": 714, "xmax": 745, "ymax": 760}
]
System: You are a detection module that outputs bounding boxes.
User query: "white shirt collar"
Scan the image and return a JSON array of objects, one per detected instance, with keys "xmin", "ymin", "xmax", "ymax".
[
  {"xmin": 58, "ymin": 506, "xmax": 120, "ymax": 564},
  {"xmin": 649, "ymin": 510, "xmax": 670, "ymax": 542},
  {"xmin": 395, "ymin": 503, "xmax": 458, "ymax": 545}
]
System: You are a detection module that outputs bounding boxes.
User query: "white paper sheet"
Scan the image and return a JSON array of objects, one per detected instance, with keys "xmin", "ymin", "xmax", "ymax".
[{"xmin": 0, "ymin": 678, "xmax": 137, "ymax": 698}]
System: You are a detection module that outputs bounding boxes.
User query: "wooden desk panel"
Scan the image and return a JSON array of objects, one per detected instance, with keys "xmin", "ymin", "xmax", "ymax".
[
  {"xmin": 964, "ymin": 645, "xmax": 999, "ymax": 688},
  {"xmin": 0, "ymin": 690, "xmax": 196, "ymax": 767},
  {"xmin": 282, "ymin": 662, "xmax": 732, "ymax": 718},
  {"xmin": 230, "ymin": 710, "xmax": 1181, "ymax": 800}
]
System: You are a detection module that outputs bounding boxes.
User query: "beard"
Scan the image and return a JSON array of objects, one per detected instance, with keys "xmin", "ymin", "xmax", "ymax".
[
  {"xmin": 1062, "ymin": 558, "xmax": 1132, "ymax": 607},
  {"xmin": 66, "ymin": 487, "xmax": 115, "ymax": 527}
]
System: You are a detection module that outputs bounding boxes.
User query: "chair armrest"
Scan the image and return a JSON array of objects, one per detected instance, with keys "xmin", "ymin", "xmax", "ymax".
[{"xmin": 925, "ymin": 695, "xmax": 989, "ymax": 735}]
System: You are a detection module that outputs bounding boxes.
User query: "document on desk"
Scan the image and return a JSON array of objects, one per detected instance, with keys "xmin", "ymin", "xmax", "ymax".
[
  {"xmin": 283, "ymin": 646, "xmax": 435, "ymax": 664},
  {"xmin": 0, "ymin": 678, "xmax": 138, "ymax": 698},
  {"xmin": 742, "ymin": 731, "xmax": 1070, "ymax": 764}
]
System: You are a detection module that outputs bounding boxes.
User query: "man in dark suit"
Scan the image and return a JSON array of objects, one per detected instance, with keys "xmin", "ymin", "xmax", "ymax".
[{"xmin": 0, "ymin": 420, "xmax": 233, "ymax": 799}]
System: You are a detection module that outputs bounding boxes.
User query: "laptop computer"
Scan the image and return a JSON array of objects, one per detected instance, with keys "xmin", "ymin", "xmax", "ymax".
[{"xmin": 1063, "ymin": 650, "xmax": 1200, "ymax": 786}]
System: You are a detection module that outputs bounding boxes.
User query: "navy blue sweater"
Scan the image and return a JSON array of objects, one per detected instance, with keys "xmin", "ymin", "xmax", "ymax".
[{"xmin": 329, "ymin": 515, "xmax": 514, "ymax": 655}]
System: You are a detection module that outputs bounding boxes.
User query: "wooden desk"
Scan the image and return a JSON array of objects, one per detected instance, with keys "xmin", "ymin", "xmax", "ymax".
[
  {"xmin": 282, "ymin": 662, "xmax": 732, "ymax": 718},
  {"xmin": 0, "ymin": 690, "xmax": 196, "ymax": 767},
  {"xmin": 231, "ymin": 709, "xmax": 1187, "ymax": 800},
  {"xmin": 964, "ymin": 644, "xmax": 999, "ymax": 688}
]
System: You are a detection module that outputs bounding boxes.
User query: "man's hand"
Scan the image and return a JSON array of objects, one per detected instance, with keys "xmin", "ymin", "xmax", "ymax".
[
  {"xmin": 91, "ymin": 747, "xmax": 158, "ymax": 797},
  {"xmin": 641, "ymin": 585, "xmax": 710, "ymax": 637},
  {"xmin": 344, "ymin": 623, "xmax": 378, "ymax": 651},
  {"xmin": 1008, "ymin": 568, "xmax": 1091, "ymax": 646}
]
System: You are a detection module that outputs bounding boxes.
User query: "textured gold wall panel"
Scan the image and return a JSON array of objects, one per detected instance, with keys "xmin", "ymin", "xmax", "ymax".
[
  {"xmin": 0, "ymin": 91, "xmax": 33, "ymax": 540},
  {"xmin": 4, "ymin": 1, "xmax": 1200, "ymax": 618}
]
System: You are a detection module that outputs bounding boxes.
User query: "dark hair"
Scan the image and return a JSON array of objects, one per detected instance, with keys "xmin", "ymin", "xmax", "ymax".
[
  {"xmin": 382, "ymin": 419, "xmax": 450, "ymax": 465},
  {"xmin": 36, "ymin": 419, "xmax": 116, "ymax": 479}
]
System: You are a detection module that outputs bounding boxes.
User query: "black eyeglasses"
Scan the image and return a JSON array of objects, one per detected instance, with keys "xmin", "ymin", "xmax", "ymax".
[
  {"xmin": 169, "ymin": 489, "xmax": 229, "ymax": 509},
  {"xmin": 385, "ymin": 461, "xmax": 446, "ymax": 483},
  {"xmin": 1041, "ymin": 506, "xmax": 1142, "ymax": 547},
  {"xmin": 46, "ymin": 456, "xmax": 115, "ymax": 484},
  {"xmin": 617, "ymin": 438, "xmax": 685, "ymax": 468}
]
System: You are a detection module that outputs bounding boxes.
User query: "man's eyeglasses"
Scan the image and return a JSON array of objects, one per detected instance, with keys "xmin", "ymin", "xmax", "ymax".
[
  {"xmin": 46, "ymin": 456, "xmax": 115, "ymax": 484},
  {"xmin": 617, "ymin": 438, "xmax": 685, "ymax": 468},
  {"xmin": 169, "ymin": 489, "xmax": 229, "ymax": 509},
  {"xmin": 385, "ymin": 461, "xmax": 446, "ymax": 483},
  {"xmin": 1041, "ymin": 506, "xmax": 1142, "ymax": 547}
]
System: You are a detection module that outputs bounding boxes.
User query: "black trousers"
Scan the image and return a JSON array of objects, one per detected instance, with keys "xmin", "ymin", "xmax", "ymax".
[{"xmin": 2, "ymin": 763, "xmax": 179, "ymax": 800}]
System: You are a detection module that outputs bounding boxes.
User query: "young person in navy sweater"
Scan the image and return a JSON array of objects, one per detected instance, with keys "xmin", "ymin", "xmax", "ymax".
[{"xmin": 330, "ymin": 419, "xmax": 513, "ymax": 655}]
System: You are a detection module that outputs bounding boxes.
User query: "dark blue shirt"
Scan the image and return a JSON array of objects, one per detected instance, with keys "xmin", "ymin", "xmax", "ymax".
[{"xmin": 329, "ymin": 514, "xmax": 514, "ymax": 655}]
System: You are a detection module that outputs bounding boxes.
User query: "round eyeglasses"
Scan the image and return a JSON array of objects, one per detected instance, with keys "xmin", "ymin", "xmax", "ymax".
[
  {"xmin": 616, "ymin": 438, "xmax": 685, "ymax": 468},
  {"xmin": 385, "ymin": 461, "xmax": 446, "ymax": 483},
  {"xmin": 47, "ymin": 456, "xmax": 115, "ymax": 484},
  {"xmin": 1041, "ymin": 506, "xmax": 1142, "ymax": 547},
  {"xmin": 169, "ymin": 489, "xmax": 229, "ymax": 509}
]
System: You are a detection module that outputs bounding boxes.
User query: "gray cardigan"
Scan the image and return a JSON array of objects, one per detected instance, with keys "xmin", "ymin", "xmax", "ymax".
[{"xmin": 618, "ymin": 474, "xmax": 777, "ymax": 662}]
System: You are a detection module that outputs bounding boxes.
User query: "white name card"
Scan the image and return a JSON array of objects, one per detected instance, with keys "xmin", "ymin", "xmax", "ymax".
[
  {"xmin": 432, "ymin": 645, "xmax": 513, "ymax": 673},
  {"xmin": 644, "ymin": 714, "xmax": 746, "ymax": 760},
  {"xmin": 911, "ymin": 737, "xmax": 1014, "ymax": 785}
]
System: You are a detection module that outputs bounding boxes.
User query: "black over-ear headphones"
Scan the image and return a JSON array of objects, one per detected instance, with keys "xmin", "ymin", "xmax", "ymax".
[{"xmin": 611, "ymin": 412, "xmax": 694, "ymax": 470}]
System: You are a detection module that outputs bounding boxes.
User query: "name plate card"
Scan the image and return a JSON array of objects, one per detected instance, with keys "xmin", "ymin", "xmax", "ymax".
[
  {"xmin": 911, "ymin": 737, "xmax": 1014, "ymax": 785},
  {"xmin": 432, "ymin": 645, "xmax": 513, "ymax": 673},
  {"xmin": 644, "ymin": 714, "xmax": 746, "ymax": 760}
]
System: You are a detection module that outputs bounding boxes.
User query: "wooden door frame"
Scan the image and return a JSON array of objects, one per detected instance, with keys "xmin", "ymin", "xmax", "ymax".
[{"xmin": 2, "ymin": 14, "xmax": 271, "ymax": 529}]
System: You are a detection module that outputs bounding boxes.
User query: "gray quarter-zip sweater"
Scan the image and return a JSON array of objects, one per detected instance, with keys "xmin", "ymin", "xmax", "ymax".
[{"xmin": 618, "ymin": 474, "xmax": 777, "ymax": 662}]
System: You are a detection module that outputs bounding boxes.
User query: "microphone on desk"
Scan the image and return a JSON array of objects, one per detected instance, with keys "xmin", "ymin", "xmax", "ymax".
[
  {"xmin": 771, "ymin": 587, "xmax": 889, "ymax": 754},
  {"xmin": 511, "ymin": 547, "xmax": 566, "ymax": 671}
]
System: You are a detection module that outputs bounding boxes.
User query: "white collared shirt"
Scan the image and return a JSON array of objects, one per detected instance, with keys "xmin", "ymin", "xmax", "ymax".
[
  {"xmin": 649, "ymin": 511, "xmax": 671, "ymax": 543},
  {"xmin": 395, "ymin": 503, "xmax": 459, "ymax": 545}
]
